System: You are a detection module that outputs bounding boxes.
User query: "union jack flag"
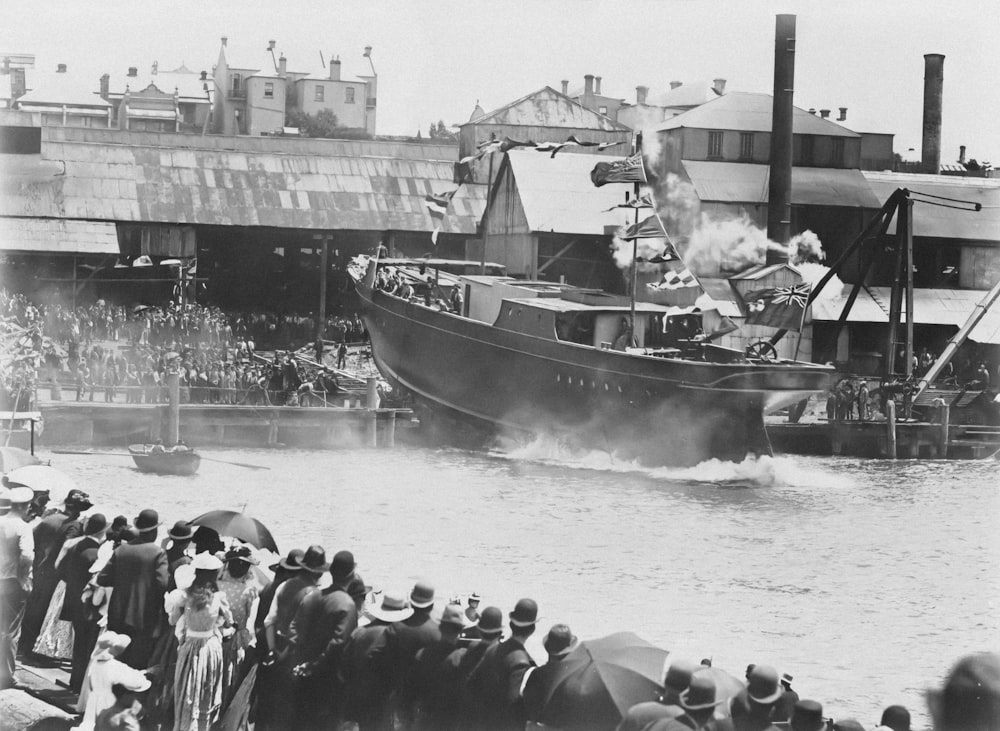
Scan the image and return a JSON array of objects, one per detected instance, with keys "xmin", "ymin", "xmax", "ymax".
[
  {"xmin": 591, "ymin": 152, "xmax": 647, "ymax": 186},
  {"xmin": 744, "ymin": 283, "xmax": 812, "ymax": 330}
]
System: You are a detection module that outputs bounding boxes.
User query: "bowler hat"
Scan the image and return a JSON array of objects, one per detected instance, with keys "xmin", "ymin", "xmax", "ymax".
[
  {"xmin": 330, "ymin": 550, "xmax": 356, "ymax": 581},
  {"xmin": 748, "ymin": 665, "xmax": 784, "ymax": 705},
  {"xmin": 791, "ymin": 700, "xmax": 827, "ymax": 731},
  {"xmin": 679, "ymin": 673, "xmax": 722, "ymax": 711},
  {"xmin": 663, "ymin": 659, "xmax": 698, "ymax": 693},
  {"xmin": 878, "ymin": 705, "xmax": 910, "ymax": 731},
  {"xmin": 542, "ymin": 624, "xmax": 577, "ymax": 657},
  {"xmin": 833, "ymin": 720, "xmax": 865, "ymax": 731},
  {"xmin": 272, "ymin": 548, "xmax": 304, "ymax": 572},
  {"xmin": 476, "ymin": 606, "xmax": 503, "ymax": 637},
  {"xmin": 440, "ymin": 604, "xmax": 466, "ymax": 629},
  {"xmin": 368, "ymin": 591, "xmax": 413, "ymax": 623},
  {"xmin": 300, "ymin": 545, "xmax": 330, "ymax": 574},
  {"xmin": 168, "ymin": 520, "xmax": 195, "ymax": 541},
  {"xmin": 410, "ymin": 581, "xmax": 435, "ymax": 609},
  {"xmin": 509, "ymin": 597, "xmax": 538, "ymax": 627},
  {"xmin": 84, "ymin": 513, "xmax": 108, "ymax": 535},
  {"xmin": 134, "ymin": 508, "xmax": 160, "ymax": 533}
]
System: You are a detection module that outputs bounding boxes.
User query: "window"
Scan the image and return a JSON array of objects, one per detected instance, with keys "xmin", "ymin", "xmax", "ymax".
[
  {"xmin": 345, "ymin": 86, "xmax": 355, "ymax": 104},
  {"xmin": 832, "ymin": 137, "xmax": 845, "ymax": 166},
  {"xmin": 739, "ymin": 133, "xmax": 754, "ymax": 160},
  {"xmin": 315, "ymin": 85, "xmax": 325, "ymax": 102},
  {"xmin": 264, "ymin": 82, "xmax": 274, "ymax": 98},
  {"xmin": 708, "ymin": 131, "xmax": 724, "ymax": 158},
  {"xmin": 598, "ymin": 105, "xmax": 608, "ymax": 115},
  {"xmin": 231, "ymin": 73, "xmax": 242, "ymax": 93}
]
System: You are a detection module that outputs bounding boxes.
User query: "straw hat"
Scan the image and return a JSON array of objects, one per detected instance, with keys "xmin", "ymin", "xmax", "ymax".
[{"xmin": 368, "ymin": 591, "xmax": 413, "ymax": 623}]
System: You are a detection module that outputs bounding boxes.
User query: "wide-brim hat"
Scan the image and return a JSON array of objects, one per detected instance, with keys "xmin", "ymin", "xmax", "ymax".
[
  {"xmin": 168, "ymin": 520, "xmax": 195, "ymax": 541},
  {"xmin": 300, "ymin": 545, "xmax": 331, "ymax": 574},
  {"xmin": 679, "ymin": 674, "xmax": 723, "ymax": 711},
  {"xmin": 410, "ymin": 581, "xmax": 435, "ymax": 609},
  {"xmin": 94, "ymin": 631, "xmax": 131, "ymax": 661},
  {"xmin": 84, "ymin": 513, "xmax": 108, "ymax": 536},
  {"xmin": 191, "ymin": 552, "xmax": 223, "ymax": 571},
  {"xmin": 440, "ymin": 604, "xmax": 467, "ymax": 629},
  {"xmin": 368, "ymin": 592, "xmax": 414, "ymax": 623},
  {"xmin": 271, "ymin": 548, "xmax": 304, "ymax": 572},
  {"xmin": 65, "ymin": 489, "xmax": 93, "ymax": 511}
]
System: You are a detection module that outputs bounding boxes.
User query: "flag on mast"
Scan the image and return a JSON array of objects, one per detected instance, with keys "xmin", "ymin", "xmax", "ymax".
[
  {"xmin": 426, "ymin": 188, "xmax": 459, "ymax": 245},
  {"xmin": 591, "ymin": 152, "xmax": 648, "ymax": 186},
  {"xmin": 743, "ymin": 283, "xmax": 812, "ymax": 330},
  {"xmin": 620, "ymin": 213, "xmax": 667, "ymax": 240}
]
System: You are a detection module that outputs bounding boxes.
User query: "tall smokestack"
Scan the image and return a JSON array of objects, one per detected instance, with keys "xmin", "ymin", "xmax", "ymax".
[
  {"xmin": 767, "ymin": 14, "xmax": 796, "ymax": 258},
  {"xmin": 922, "ymin": 53, "xmax": 944, "ymax": 174}
]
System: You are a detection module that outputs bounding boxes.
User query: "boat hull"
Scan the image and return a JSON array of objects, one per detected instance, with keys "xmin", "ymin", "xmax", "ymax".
[
  {"xmin": 128, "ymin": 445, "xmax": 201, "ymax": 475},
  {"xmin": 358, "ymin": 285, "xmax": 833, "ymax": 466}
]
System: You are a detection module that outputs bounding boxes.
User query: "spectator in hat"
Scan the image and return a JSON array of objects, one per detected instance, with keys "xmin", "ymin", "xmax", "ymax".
[
  {"xmin": 790, "ymin": 700, "xmax": 828, "ymax": 731},
  {"xmin": 465, "ymin": 592, "xmax": 482, "ymax": 624},
  {"xmin": 20, "ymin": 488, "xmax": 92, "ymax": 656},
  {"xmin": 77, "ymin": 631, "xmax": 150, "ymax": 731},
  {"xmin": 343, "ymin": 590, "xmax": 412, "ymax": 731},
  {"xmin": 731, "ymin": 664, "xmax": 785, "ymax": 731},
  {"xmin": 254, "ymin": 548, "xmax": 303, "ymax": 654},
  {"xmin": 833, "ymin": 721, "xmax": 866, "ymax": 731},
  {"xmin": 405, "ymin": 603, "xmax": 469, "ymax": 731},
  {"xmin": 96, "ymin": 508, "xmax": 169, "ymax": 669},
  {"xmin": 466, "ymin": 597, "xmax": 538, "ymax": 731},
  {"xmin": 0, "ymin": 485, "xmax": 35, "ymax": 690},
  {"xmin": 616, "ymin": 658, "xmax": 698, "ymax": 731},
  {"xmin": 774, "ymin": 672, "xmax": 799, "ymax": 722},
  {"xmin": 875, "ymin": 705, "xmax": 910, "ymax": 731},
  {"xmin": 289, "ymin": 549, "xmax": 358, "ymax": 730},
  {"xmin": 927, "ymin": 652, "xmax": 1000, "ymax": 731},
  {"xmin": 168, "ymin": 551, "xmax": 233, "ymax": 731},
  {"xmin": 523, "ymin": 624, "xmax": 580, "ymax": 725},
  {"xmin": 258, "ymin": 545, "xmax": 323, "ymax": 731},
  {"xmin": 59, "ymin": 513, "xmax": 108, "ymax": 692},
  {"xmin": 648, "ymin": 672, "xmax": 724, "ymax": 731},
  {"xmin": 218, "ymin": 544, "xmax": 261, "ymax": 702},
  {"xmin": 164, "ymin": 521, "xmax": 194, "ymax": 591}
]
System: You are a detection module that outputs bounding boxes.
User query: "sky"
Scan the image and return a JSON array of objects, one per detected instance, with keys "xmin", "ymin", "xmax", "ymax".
[{"xmin": 3, "ymin": 0, "xmax": 998, "ymax": 165}]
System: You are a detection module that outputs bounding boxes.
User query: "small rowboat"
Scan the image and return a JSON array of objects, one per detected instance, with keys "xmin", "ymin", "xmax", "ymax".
[{"xmin": 128, "ymin": 444, "xmax": 201, "ymax": 476}]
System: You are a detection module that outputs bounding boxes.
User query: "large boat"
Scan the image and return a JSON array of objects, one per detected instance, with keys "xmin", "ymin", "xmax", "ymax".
[
  {"xmin": 351, "ymin": 258, "xmax": 835, "ymax": 466},
  {"xmin": 129, "ymin": 443, "xmax": 201, "ymax": 476}
]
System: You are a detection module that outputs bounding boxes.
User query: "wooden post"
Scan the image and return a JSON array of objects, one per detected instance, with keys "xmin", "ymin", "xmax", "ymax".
[
  {"xmin": 938, "ymin": 402, "xmax": 950, "ymax": 458},
  {"xmin": 383, "ymin": 412, "xmax": 396, "ymax": 448},
  {"xmin": 365, "ymin": 377, "xmax": 379, "ymax": 446},
  {"xmin": 886, "ymin": 398, "xmax": 897, "ymax": 459},
  {"xmin": 316, "ymin": 235, "xmax": 329, "ymax": 339},
  {"xmin": 366, "ymin": 377, "xmax": 378, "ymax": 408},
  {"xmin": 166, "ymin": 370, "xmax": 180, "ymax": 447}
]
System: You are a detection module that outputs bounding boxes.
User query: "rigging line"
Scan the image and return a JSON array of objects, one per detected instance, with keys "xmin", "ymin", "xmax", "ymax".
[
  {"xmin": 907, "ymin": 198, "xmax": 983, "ymax": 212},
  {"xmin": 907, "ymin": 189, "xmax": 983, "ymax": 205}
]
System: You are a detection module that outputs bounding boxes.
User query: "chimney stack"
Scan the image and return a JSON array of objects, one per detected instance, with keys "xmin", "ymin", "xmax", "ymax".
[
  {"xmin": 268, "ymin": 40, "xmax": 276, "ymax": 50},
  {"xmin": 767, "ymin": 13, "xmax": 796, "ymax": 257},
  {"xmin": 278, "ymin": 54, "xmax": 287, "ymax": 77},
  {"xmin": 128, "ymin": 66, "xmax": 138, "ymax": 77},
  {"xmin": 221, "ymin": 36, "xmax": 227, "ymax": 47},
  {"xmin": 636, "ymin": 85, "xmax": 648, "ymax": 105},
  {"xmin": 808, "ymin": 108, "xmax": 816, "ymax": 115},
  {"xmin": 200, "ymin": 70, "xmax": 207, "ymax": 81},
  {"xmin": 56, "ymin": 63, "xmax": 67, "ymax": 73},
  {"xmin": 922, "ymin": 53, "xmax": 945, "ymax": 174},
  {"xmin": 713, "ymin": 78, "xmax": 727, "ymax": 95},
  {"xmin": 561, "ymin": 79, "xmax": 568, "ymax": 95},
  {"xmin": 819, "ymin": 108, "xmax": 830, "ymax": 119},
  {"xmin": 99, "ymin": 73, "xmax": 109, "ymax": 99},
  {"xmin": 595, "ymin": 76, "xmax": 602, "ymax": 95},
  {"xmin": 584, "ymin": 74, "xmax": 594, "ymax": 97},
  {"xmin": 959, "ymin": 145, "xmax": 966, "ymax": 164},
  {"xmin": 329, "ymin": 56, "xmax": 341, "ymax": 80},
  {"xmin": 669, "ymin": 80, "xmax": 682, "ymax": 90},
  {"xmin": 838, "ymin": 107, "xmax": 847, "ymax": 121}
]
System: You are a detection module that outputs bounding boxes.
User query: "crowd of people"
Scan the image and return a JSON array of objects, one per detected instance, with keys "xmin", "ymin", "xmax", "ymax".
[
  {"xmin": 2, "ymin": 483, "xmax": 997, "ymax": 731},
  {"xmin": 1, "ymin": 290, "xmax": 367, "ymax": 409}
]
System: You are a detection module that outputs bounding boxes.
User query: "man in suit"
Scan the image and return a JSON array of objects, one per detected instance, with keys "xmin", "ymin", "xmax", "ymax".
[
  {"xmin": 648, "ymin": 673, "xmax": 724, "ymax": 731},
  {"xmin": 523, "ymin": 624, "xmax": 579, "ymax": 727},
  {"xmin": 405, "ymin": 603, "xmax": 468, "ymax": 731},
  {"xmin": 466, "ymin": 597, "xmax": 538, "ymax": 731},
  {"xmin": 730, "ymin": 664, "xmax": 785, "ymax": 731},
  {"xmin": 20, "ymin": 488, "xmax": 91, "ymax": 656},
  {"xmin": 96, "ymin": 508, "xmax": 168, "ymax": 669},
  {"xmin": 58, "ymin": 512, "xmax": 107, "ymax": 692},
  {"xmin": 289, "ymin": 550, "xmax": 359, "ymax": 730},
  {"xmin": 616, "ymin": 658, "xmax": 697, "ymax": 731}
]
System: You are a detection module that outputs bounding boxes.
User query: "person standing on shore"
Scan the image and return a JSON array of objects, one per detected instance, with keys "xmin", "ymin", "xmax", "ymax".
[
  {"xmin": 96, "ymin": 508, "xmax": 169, "ymax": 669},
  {"xmin": 615, "ymin": 658, "xmax": 697, "ymax": 731},
  {"xmin": 730, "ymin": 664, "xmax": 785, "ymax": 731},
  {"xmin": 522, "ymin": 624, "xmax": 579, "ymax": 726},
  {"xmin": 58, "ymin": 513, "xmax": 107, "ymax": 693},
  {"xmin": 0, "ymin": 486, "xmax": 35, "ymax": 690},
  {"xmin": 404, "ymin": 603, "xmax": 468, "ymax": 731}
]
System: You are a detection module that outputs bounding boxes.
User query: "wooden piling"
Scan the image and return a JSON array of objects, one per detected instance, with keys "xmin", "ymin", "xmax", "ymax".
[
  {"xmin": 938, "ymin": 403, "xmax": 950, "ymax": 458},
  {"xmin": 166, "ymin": 371, "xmax": 180, "ymax": 447},
  {"xmin": 886, "ymin": 399, "xmax": 897, "ymax": 458}
]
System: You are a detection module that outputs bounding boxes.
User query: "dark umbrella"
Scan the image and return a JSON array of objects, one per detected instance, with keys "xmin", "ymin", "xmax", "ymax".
[
  {"xmin": 0, "ymin": 446, "xmax": 41, "ymax": 474},
  {"xmin": 189, "ymin": 510, "xmax": 278, "ymax": 553},
  {"xmin": 527, "ymin": 632, "xmax": 668, "ymax": 730}
]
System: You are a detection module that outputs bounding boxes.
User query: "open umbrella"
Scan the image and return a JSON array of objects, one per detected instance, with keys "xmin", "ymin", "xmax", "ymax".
[
  {"xmin": 0, "ymin": 446, "xmax": 41, "ymax": 474},
  {"xmin": 525, "ymin": 631, "xmax": 668, "ymax": 730},
  {"xmin": 189, "ymin": 510, "xmax": 278, "ymax": 553},
  {"xmin": 4, "ymin": 464, "xmax": 76, "ymax": 503}
]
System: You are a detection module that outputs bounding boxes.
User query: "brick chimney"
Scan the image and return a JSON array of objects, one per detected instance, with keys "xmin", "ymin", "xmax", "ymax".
[
  {"xmin": 808, "ymin": 108, "xmax": 816, "ymax": 115},
  {"xmin": 713, "ymin": 78, "xmax": 726, "ymax": 95},
  {"xmin": 669, "ymin": 80, "xmax": 682, "ymax": 90},
  {"xmin": 329, "ymin": 55, "xmax": 341, "ymax": 80},
  {"xmin": 636, "ymin": 85, "xmax": 648, "ymax": 105},
  {"xmin": 595, "ymin": 76, "xmax": 602, "ymax": 95},
  {"xmin": 958, "ymin": 145, "xmax": 966, "ymax": 164},
  {"xmin": 838, "ymin": 107, "xmax": 847, "ymax": 121},
  {"xmin": 561, "ymin": 79, "xmax": 568, "ymax": 94},
  {"xmin": 100, "ymin": 73, "xmax": 110, "ymax": 99},
  {"xmin": 584, "ymin": 74, "xmax": 594, "ymax": 97},
  {"xmin": 278, "ymin": 54, "xmax": 287, "ymax": 77},
  {"xmin": 922, "ymin": 53, "xmax": 945, "ymax": 174},
  {"xmin": 56, "ymin": 63, "xmax": 67, "ymax": 73},
  {"xmin": 819, "ymin": 109, "xmax": 830, "ymax": 119},
  {"xmin": 127, "ymin": 66, "xmax": 138, "ymax": 77}
]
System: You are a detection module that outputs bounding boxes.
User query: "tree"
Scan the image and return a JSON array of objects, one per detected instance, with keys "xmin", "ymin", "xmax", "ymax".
[
  {"xmin": 285, "ymin": 109, "xmax": 372, "ymax": 140},
  {"xmin": 428, "ymin": 120, "xmax": 457, "ymax": 141}
]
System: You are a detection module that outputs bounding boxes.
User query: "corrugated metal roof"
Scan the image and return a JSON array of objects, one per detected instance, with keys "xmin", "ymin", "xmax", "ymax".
[
  {"xmin": 655, "ymin": 92, "xmax": 860, "ymax": 137},
  {"xmin": 472, "ymin": 87, "xmax": 629, "ymax": 131},
  {"xmin": 682, "ymin": 161, "xmax": 881, "ymax": 208},
  {"xmin": 505, "ymin": 150, "xmax": 640, "ymax": 235},
  {"xmin": 648, "ymin": 80, "xmax": 722, "ymax": 109},
  {"xmin": 18, "ymin": 70, "xmax": 111, "ymax": 109},
  {"xmin": 809, "ymin": 285, "xmax": 890, "ymax": 323},
  {"xmin": 0, "ymin": 130, "xmax": 484, "ymax": 234},
  {"xmin": 0, "ymin": 217, "xmax": 120, "ymax": 254},
  {"xmin": 108, "ymin": 71, "xmax": 212, "ymax": 102},
  {"xmin": 863, "ymin": 171, "xmax": 1000, "ymax": 242}
]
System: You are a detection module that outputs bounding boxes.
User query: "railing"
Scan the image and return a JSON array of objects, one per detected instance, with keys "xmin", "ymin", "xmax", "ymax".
[{"xmin": 39, "ymin": 382, "xmax": 367, "ymax": 408}]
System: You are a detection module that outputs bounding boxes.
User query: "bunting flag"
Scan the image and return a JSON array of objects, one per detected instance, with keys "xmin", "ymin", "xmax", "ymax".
[
  {"xmin": 652, "ymin": 267, "xmax": 698, "ymax": 289},
  {"xmin": 743, "ymin": 283, "xmax": 812, "ymax": 330},
  {"xmin": 603, "ymin": 193, "xmax": 654, "ymax": 211},
  {"xmin": 458, "ymin": 138, "xmax": 504, "ymax": 165},
  {"xmin": 597, "ymin": 140, "xmax": 627, "ymax": 151},
  {"xmin": 426, "ymin": 188, "xmax": 459, "ymax": 245},
  {"xmin": 591, "ymin": 152, "xmax": 647, "ymax": 186},
  {"xmin": 499, "ymin": 136, "xmax": 535, "ymax": 152},
  {"xmin": 620, "ymin": 213, "xmax": 667, "ymax": 241}
]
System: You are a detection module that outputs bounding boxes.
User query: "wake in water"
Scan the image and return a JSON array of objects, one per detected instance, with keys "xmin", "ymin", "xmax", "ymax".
[{"xmin": 488, "ymin": 433, "xmax": 853, "ymax": 489}]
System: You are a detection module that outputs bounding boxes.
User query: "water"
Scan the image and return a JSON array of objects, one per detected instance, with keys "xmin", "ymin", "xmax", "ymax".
[{"xmin": 40, "ymin": 440, "xmax": 1000, "ymax": 727}]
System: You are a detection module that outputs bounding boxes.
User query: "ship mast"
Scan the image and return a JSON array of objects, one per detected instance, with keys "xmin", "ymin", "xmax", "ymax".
[{"xmin": 628, "ymin": 132, "xmax": 642, "ymax": 343}]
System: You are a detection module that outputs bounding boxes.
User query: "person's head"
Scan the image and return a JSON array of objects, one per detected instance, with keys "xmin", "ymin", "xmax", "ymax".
[
  {"xmin": 679, "ymin": 672, "xmax": 721, "ymax": 725},
  {"xmin": 878, "ymin": 705, "xmax": 910, "ymax": 731},
  {"xmin": 439, "ymin": 604, "xmax": 466, "ymax": 644},
  {"xmin": 782, "ymin": 672, "xmax": 794, "ymax": 689},
  {"xmin": 409, "ymin": 581, "xmax": 435, "ymax": 614},
  {"xmin": 110, "ymin": 682, "xmax": 141, "ymax": 710},
  {"xmin": 468, "ymin": 592, "xmax": 481, "ymax": 608},
  {"xmin": 298, "ymin": 545, "xmax": 330, "ymax": 582},
  {"xmin": 329, "ymin": 550, "xmax": 356, "ymax": 588},
  {"xmin": 83, "ymin": 513, "xmax": 108, "ymax": 539},
  {"xmin": 662, "ymin": 659, "xmax": 697, "ymax": 705},
  {"xmin": 269, "ymin": 548, "xmax": 304, "ymax": 579},
  {"xmin": 542, "ymin": 624, "xmax": 577, "ymax": 660},
  {"xmin": 6, "ymin": 485, "xmax": 34, "ymax": 519},
  {"xmin": 224, "ymin": 544, "xmax": 258, "ymax": 579},
  {"xmin": 746, "ymin": 663, "xmax": 757, "ymax": 680},
  {"xmin": 189, "ymin": 552, "xmax": 223, "ymax": 606},
  {"xmin": 747, "ymin": 665, "xmax": 784, "ymax": 709},
  {"xmin": 167, "ymin": 520, "xmax": 194, "ymax": 547},
  {"xmin": 927, "ymin": 653, "xmax": 1000, "ymax": 731},
  {"xmin": 508, "ymin": 597, "xmax": 538, "ymax": 639},
  {"xmin": 791, "ymin": 700, "xmax": 828, "ymax": 731},
  {"xmin": 133, "ymin": 508, "xmax": 160, "ymax": 542},
  {"xmin": 64, "ymin": 489, "xmax": 93, "ymax": 516},
  {"xmin": 475, "ymin": 606, "xmax": 504, "ymax": 641}
]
